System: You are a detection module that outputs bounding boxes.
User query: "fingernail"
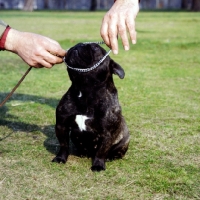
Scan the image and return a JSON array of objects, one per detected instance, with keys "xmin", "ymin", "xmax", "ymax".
[
  {"xmin": 112, "ymin": 50, "xmax": 118, "ymax": 55},
  {"xmin": 132, "ymin": 40, "xmax": 136, "ymax": 44},
  {"xmin": 124, "ymin": 46, "xmax": 129, "ymax": 51}
]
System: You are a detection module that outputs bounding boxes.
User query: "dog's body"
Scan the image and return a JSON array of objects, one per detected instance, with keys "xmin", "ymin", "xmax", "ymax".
[{"xmin": 52, "ymin": 43, "xmax": 129, "ymax": 171}]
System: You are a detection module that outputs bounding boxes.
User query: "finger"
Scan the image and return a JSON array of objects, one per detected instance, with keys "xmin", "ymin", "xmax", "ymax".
[
  {"xmin": 49, "ymin": 46, "xmax": 66, "ymax": 58},
  {"xmin": 108, "ymin": 22, "xmax": 118, "ymax": 54},
  {"xmin": 48, "ymin": 51, "xmax": 66, "ymax": 62},
  {"xmin": 49, "ymin": 55, "xmax": 64, "ymax": 64},
  {"xmin": 43, "ymin": 51, "xmax": 64, "ymax": 65},
  {"xmin": 118, "ymin": 18, "xmax": 129, "ymax": 50},
  {"xmin": 43, "ymin": 38, "xmax": 66, "ymax": 57},
  {"xmin": 131, "ymin": 31, "xmax": 137, "ymax": 45},
  {"xmin": 126, "ymin": 16, "xmax": 137, "ymax": 44},
  {"xmin": 38, "ymin": 59, "xmax": 54, "ymax": 69},
  {"xmin": 100, "ymin": 18, "xmax": 110, "ymax": 48}
]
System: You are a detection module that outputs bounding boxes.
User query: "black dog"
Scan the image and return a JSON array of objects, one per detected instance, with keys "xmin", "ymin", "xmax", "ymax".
[{"xmin": 52, "ymin": 43, "xmax": 130, "ymax": 171}]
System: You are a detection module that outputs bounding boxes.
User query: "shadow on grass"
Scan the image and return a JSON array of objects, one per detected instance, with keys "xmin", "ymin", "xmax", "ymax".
[{"xmin": 0, "ymin": 92, "xmax": 79, "ymax": 157}]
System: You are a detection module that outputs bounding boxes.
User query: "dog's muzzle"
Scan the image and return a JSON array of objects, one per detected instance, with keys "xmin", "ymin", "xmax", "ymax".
[{"xmin": 63, "ymin": 42, "xmax": 111, "ymax": 73}]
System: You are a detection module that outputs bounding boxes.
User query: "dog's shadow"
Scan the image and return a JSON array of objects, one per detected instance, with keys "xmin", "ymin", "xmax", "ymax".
[
  {"xmin": 0, "ymin": 92, "xmax": 78, "ymax": 156},
  {"xmin": 42, "ymin": 125, "xmax": 79, "ymax": 156}
]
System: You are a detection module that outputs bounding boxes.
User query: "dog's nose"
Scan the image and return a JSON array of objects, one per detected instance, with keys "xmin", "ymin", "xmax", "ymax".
[
  {"xmin": 90, "ymin": 44, "xmax": 99, "ymax": 51},
  {"xmin": 74, "ymin": 49, "xmax": 79, "ymax": 56}
]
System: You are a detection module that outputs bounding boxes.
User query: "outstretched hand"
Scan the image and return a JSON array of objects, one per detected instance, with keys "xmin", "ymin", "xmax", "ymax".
[
  {"xmin": 100, "ymin": 0, "xmax": 139, "ymax": 54},
  {"xmin": 5, "ymin": 29, "xmax": 66, "ymax": 68}
]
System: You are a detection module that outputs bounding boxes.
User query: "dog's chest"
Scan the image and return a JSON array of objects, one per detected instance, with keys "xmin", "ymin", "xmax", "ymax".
[
  {"xmin": 70, "ymin": 114, "xmax": 101, "ymax": 154},
  {"xmin": 75, "ymin": 115, "xmax": 90, "ymax": 131}
]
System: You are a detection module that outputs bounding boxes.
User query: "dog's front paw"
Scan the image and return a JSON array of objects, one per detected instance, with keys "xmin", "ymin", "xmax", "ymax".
[
  {"xmin": 91, "ymin": 157, "xmax": 105, "ymax": 172},
  {"xmin": 52, "ymin": 147, "xmax": 69, "ymax": 164},
  {"xmin": 52, "ymin": 156, "xmax": 67, "ymax": 164}
]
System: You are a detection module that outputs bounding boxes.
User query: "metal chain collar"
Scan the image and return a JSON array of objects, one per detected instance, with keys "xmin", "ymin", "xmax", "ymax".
[{"xmin": 63, "ymin": 41, "xmax": 111, "ymax": 73}]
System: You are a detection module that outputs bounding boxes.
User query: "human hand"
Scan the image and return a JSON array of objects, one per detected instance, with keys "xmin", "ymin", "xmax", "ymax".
[
  {"xmin": 100, "ymin": 0, "xmax": 139, "ymax": 54},
  {"xmin": 5, "ymin": 29, "xmax": 66, "ymax": 68}
]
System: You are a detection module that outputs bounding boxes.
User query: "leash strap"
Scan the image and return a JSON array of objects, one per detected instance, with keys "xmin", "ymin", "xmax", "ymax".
[{"xmin": 0, "ymin": 66, "xmax": 32, "ymax": 107}]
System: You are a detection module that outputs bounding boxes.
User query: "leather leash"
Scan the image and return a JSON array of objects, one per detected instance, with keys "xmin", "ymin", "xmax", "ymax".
[{"xmin": 0, "ymin": 66, "xmax": 32, "ymax": 107}]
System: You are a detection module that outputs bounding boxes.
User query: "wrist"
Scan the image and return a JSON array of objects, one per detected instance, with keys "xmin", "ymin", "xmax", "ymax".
[{"xmin": 4, "ymin": 28, "xmax": 21, "ymax": 53}]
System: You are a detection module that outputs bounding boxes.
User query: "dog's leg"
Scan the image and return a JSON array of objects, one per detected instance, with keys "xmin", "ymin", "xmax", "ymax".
[
  {"xmin": 107, "ymin": 135, "xmax": 130, "ymax": 160},
  {"xmin": 91, "ymin": 157, "xmax": 106, "ymax": 171},
  {"xmin": 52, "ymin": 123, "xmax": 69, "ymax": 164},
  {"xmin": 91, "ymin": 137, "xmax": 113, "ymax": 171},
  {"xmin": 91, "ymin": 133, "xmax": 130, "ymax": 171}
]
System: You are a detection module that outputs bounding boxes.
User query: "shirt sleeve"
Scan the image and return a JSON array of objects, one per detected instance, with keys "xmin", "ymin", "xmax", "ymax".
[
  {"xmin": 114, "ymin": 0, "xmax": 140, "ymax": 2},
  {"xmin": 0, "ymin": 20, "xmax": 8, "ymax": 39}
]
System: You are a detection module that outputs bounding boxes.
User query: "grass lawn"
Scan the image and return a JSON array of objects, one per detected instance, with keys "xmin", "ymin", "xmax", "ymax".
[{"xmin": 0, "ymin": 10, "xmax": 200, "ymax": 200}]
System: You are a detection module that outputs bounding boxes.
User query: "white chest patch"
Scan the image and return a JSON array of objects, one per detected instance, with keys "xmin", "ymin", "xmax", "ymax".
[
  {"xmin": 78, "ymin": 91, "xmax": 82, "ymax": 98},
  {"xmin": 75, "ymin": 115, "xmax": 89, "ymax": 131}
]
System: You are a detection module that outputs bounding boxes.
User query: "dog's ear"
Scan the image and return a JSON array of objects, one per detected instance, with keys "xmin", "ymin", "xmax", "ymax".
[{"xmin": 110, "ymin": 59, "xmax": 125, "ymax": 79}]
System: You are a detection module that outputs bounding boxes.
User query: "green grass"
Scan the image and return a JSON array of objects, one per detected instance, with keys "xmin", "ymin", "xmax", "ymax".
[{"xmin": 0, "ymin": 11, "xmax": 200, "ymax": 200}]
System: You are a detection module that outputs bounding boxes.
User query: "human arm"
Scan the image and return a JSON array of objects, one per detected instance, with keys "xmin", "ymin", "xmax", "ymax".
[
  {"xmin": 100, "ymin": 0, "xmax": 140, "ymax": 54},
  {"xmin": 0, "ymin": 20, "xmax": 66, "ymax": 68}
]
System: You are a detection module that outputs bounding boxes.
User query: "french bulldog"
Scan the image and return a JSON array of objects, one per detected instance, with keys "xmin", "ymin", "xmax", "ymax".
[{"xmin": 52, "ymin": 43, "xmax": 130, "ymax": 171}]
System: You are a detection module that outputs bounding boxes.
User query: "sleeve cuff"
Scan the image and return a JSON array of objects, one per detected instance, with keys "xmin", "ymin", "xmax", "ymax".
[{"xmin": 0, "ymin": 25, "xmax": 11, "ymax": 51}]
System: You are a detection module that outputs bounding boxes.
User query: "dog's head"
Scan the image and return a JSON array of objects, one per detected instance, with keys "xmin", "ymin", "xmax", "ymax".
[{"xmin": 64, "ymin": 43, "xmax": 125, "ymax": 87}]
